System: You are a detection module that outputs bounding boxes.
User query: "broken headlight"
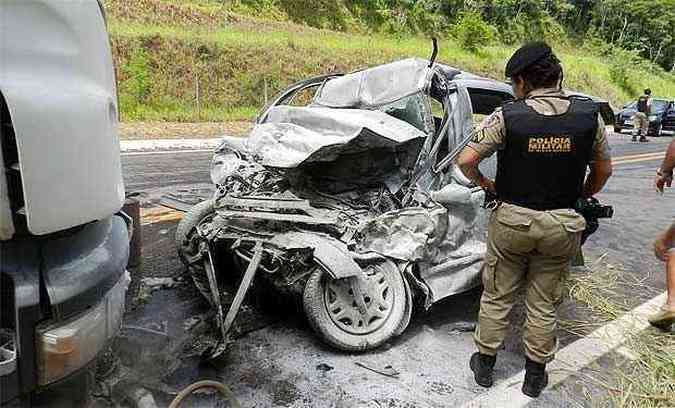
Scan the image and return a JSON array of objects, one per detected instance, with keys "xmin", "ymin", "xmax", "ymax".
[
  {"xmin": 210, "ymin": 146, "xmax": 245, "ymax": 186},
  {"xmin": 35, "ymin": 272, "xmax": 129, "ymax": 385}
]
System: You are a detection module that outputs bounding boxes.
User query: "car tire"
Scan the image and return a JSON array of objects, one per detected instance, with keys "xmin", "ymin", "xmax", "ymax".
[
  {"xmin": 175, "ymin": 199, "xmax": 216, "ymax": 304},
  {"xmin": 393, "ymin": 277, "xmax": 413, "ymax": 337},
  {"xmin": 303, "ymin": 260, "xmax": 408, "ymax": 352}
]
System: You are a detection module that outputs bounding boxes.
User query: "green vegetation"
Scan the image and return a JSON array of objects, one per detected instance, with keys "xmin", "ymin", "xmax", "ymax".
[
  {"xmin": 106, "ymin": 0, "xmax": 675, "ymax": 122},
  {"xmin": 454, "ymin": 11, "xmax": 497, "ymax": 52}
]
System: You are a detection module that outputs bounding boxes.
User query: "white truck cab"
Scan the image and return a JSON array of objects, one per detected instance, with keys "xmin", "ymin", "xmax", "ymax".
[{"xmin": 0, "ymin": 1, "xmax": 130, "ymax": 405}]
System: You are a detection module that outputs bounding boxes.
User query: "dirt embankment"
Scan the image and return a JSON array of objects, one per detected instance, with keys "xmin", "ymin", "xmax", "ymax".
[{"xmin": 119, "ymin": 121, "xmax": 252, "ymax": 140}]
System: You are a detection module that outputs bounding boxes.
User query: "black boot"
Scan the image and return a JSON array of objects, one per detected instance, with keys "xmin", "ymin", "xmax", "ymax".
[
  {"xmin": 470, "ymin": 352, "xmax": 496, "ymax": 388},
  {"xmin": 522, "ymin": 357, "xmax": 549, "ymax": 398},
  {"xmin": 640, "ymin": 136, "xmax": 649, "ymax": 142}
]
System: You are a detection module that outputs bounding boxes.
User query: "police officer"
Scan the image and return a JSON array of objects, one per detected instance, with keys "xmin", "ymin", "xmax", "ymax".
[
  {"xmin": 456, "ymin": 42, "xmax": 613, "ymax": 397},
  {"xmin": 633, "ymin": 88, "xmax": 652, "ymax": 142}
]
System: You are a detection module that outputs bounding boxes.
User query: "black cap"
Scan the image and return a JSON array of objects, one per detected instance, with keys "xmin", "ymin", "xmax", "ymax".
[
  {"xmin": 505, "ymin": 41, "xmax": 556, "ymax": 78},
  {"xmin": 644, "ymin": 88, "xmax": 651, "ymax": 95}
]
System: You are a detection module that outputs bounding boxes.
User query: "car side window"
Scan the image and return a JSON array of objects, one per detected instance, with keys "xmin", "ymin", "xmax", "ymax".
[
  {"xmin": 377, "ymin": 93, "xmax": 435, "ymax": 136},
  {"xmin": 279, "ymin": 85, "xmax": 321, "ymax": 107}
]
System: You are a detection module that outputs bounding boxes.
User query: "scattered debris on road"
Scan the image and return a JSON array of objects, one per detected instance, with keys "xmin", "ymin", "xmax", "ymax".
[{"xmin": 355, "ymin": 361, "xmax": 401, "ymax": 378}]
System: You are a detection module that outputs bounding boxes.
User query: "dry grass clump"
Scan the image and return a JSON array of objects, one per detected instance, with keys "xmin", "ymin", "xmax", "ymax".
[{"xmin": 562, "ymin": 255, "xmax": 674, "ymax": 407}]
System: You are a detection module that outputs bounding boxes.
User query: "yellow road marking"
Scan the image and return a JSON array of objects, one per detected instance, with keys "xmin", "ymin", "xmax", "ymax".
[
  {"xmin": 614, "ymin": 151, "xmax": 666, "ymax": 160},
  {"xmin": 141, "ymin": 207, "xmax": 183, "ymax": 225},
  {"xmin": 613, "ymin": 152, "xmax": 665, "ymax": 166}
]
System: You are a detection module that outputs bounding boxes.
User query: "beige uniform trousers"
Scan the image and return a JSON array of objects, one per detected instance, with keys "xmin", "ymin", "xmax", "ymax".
[
  {"xmin": 474, "ymin": 203, "xmax": 586, "ymax": 363},
  {"xmin": 633, "ymin": 112, "xmax": 649, "ymax": 136}
]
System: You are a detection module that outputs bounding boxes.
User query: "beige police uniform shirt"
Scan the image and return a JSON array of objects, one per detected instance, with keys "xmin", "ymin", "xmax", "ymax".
[{"xmin": 467, "ymin": 88, "xmax": 611, "ymax": 162}]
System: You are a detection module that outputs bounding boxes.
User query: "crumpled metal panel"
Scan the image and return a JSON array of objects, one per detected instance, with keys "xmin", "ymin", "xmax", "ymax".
[
  {"xmin": 269, "ymin": 232, "xmax": 363, "ymax": 279},
  {"xmin": 355, "ymin": 182, "xmax": 488, "ymax": 300},
  {"xmin": 314, "ymin": 58, "xmax": 432, "ymax": 108},
  {"xmin": 240, "ymin": 106, "xmax": 426, "ymax": 168},
  {"xmin": 418, "ymin": 188, "xmax": 488, "ymax": 300},
  {"xmin": 355, "ymin": 206, "xmax": 448, "ymax": 262}
]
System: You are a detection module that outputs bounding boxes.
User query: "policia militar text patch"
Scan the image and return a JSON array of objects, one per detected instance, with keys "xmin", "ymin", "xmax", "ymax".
[{"xmin": 527, "ymin": 135, "xmax": 572, "ymax": 153}]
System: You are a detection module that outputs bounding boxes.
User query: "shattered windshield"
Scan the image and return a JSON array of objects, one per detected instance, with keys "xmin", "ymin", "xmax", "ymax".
[{"xmin": 376, "ymin": 92, "xmax": 435, "ymax": 136}]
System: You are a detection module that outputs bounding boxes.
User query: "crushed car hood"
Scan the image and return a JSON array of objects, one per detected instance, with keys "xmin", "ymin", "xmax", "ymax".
[
  {"xmin": 313, "ymin": 58, "xmax": 432, "ymax": 108},
  {"xmin": 218, "ymin": 106, "xmax": 427, "ymax": 169}
]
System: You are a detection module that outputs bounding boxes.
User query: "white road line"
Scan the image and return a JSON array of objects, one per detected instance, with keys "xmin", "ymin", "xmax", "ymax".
[
  {"xmin": 121, "ymin": 149, "xmax": 214, "ymax": 156},
  {"xmin": 462, "ymin": 292, "xmax": 667, "ymax": 408}
]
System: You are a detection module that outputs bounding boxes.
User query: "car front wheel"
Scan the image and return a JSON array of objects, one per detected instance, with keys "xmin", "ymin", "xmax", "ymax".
[
  {"xmin": 302, "ymin": 260, "xmax": 408, "ymax": 352},
  {"xmin": 175, "ymin": 199, "xmax": 217, "ymax": 304}
]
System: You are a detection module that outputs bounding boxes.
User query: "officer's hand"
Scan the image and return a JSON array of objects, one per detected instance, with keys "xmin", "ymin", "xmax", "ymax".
[
  {"xmin": 655, "ymin": 174, "xmax": 672, "ymax": 194},
  {"xmin": 480, "ymin": 178, "xmax": 496, "ymax": 195},
  {"xmin": 654, "ymin": 233, "xmax": 670, "ymax": 261}
]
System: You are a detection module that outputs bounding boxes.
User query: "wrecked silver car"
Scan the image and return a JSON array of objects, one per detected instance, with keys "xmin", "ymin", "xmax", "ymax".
[{"xmin": 176, "ymin": 56, "xmax": 516, "ymax": 352}]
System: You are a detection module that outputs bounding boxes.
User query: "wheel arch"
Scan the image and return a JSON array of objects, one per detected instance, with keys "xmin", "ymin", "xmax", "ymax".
[{"xmin": 269, "ymin": 232, "xmax": 364, "ymax": 279}]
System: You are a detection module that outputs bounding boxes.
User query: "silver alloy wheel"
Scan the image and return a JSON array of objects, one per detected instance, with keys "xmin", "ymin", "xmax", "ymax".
[{"xmin": 324, "ymin": 264, "xmax": 394, "ymax": 335}]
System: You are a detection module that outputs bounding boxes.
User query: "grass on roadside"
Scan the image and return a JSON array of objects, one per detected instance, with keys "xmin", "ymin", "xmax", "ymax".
[
  {"xmin": 106, "ymin": 0, "xmax": 675, "ymax": 123},
  {"xmin": 561, "ymin": 256, "xmax": 674, "ymax": 407}
]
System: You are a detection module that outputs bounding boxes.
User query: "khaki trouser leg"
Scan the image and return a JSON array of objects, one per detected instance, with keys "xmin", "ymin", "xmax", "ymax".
[
  {"xmin": 633, "ymin": 112, "xmax": 648, "ymax": 136},
  {"xmin": 522, "ymin": 254, "xmax": 569, "ymax": 363},
  {"xmin": 524, "ymin": 211, "xmax": 582, "ymax": 362},
  {"xmin": 474, "ymin": 204, "xmax": 584, "ymax": 362},
  {"xmin": 474, "ymin": 208, "xmax": 534, "ymax": 356}
]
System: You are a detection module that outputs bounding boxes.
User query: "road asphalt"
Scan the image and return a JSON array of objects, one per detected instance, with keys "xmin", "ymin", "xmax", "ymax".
[{"xmin": 114, "ymin": 132, "xmax": 673, "ymax": 407}]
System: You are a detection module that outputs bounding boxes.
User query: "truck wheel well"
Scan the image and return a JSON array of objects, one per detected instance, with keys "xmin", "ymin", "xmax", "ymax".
[{"xmin": 0, "ymin": 91, "xmax": 28, "ymax": 235}]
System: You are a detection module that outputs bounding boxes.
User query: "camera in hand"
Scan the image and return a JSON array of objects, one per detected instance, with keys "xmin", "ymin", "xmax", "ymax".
[
  {"xmin": 574, "ymin": 197, "xmax": 614, "ymax": 244},
  {"xmin": 574, "ymin": 197, "xmax": 614, "ymax": 219}
]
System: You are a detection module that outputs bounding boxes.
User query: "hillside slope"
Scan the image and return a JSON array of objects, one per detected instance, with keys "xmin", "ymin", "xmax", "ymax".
[{"xmin": 106, "ymin": 0, "xmax": 675, "ymax": 122}]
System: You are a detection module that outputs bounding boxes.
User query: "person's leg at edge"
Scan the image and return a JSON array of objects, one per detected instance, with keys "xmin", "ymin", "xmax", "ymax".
[
  {"xmin": 649, "ymin": 222, "xmax": 675, "ymax": 329},
  {"xmin": 667, "ymin": 249, "xmax": 675, "ymax": 308},
  {"xmin": 649, "ymin": 248, "xmax": 675, "ymax": 329}
]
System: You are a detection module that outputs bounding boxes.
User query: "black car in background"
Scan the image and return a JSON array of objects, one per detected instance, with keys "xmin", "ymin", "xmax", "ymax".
[{"xmin": 614, "ymin": 98, "xmax": 675, "ymax": 136}]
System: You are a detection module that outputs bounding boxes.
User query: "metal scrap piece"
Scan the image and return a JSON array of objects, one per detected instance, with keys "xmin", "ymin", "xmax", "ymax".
[
  {"xmin": 354, "ymin": 361, "xmax": 400, "ymax": 378},
  {"xmin": 203, "ymin": 245, "xmax": 228, "ymax": 358},
  {"xmin": 269, "ymin": 232, "xmax": 363, "ymax": 279},
  {"xmin": 221, "ymin": 241, "xmax": 264, "ymax": 337},
  {"xmin": 217, "ymin": 210, "xmax": 337, "ymax": 225},
  {"xmin": 221, "ymin": 196, "xmax": 311, "ymax": 210}
]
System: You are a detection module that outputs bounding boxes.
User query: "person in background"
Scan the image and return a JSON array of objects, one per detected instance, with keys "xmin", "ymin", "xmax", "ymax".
[
  {"xmin": 650, "ymin": 139, "xmax": 675, "ymax": 329},
  {"xmin": 633, "ymin": 88, "xmax": 652, "ymax": 143}
]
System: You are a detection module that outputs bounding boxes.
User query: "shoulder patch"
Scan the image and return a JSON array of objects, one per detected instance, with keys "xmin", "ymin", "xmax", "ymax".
[
  {"xmin": 484, "ymin": 112, "xmax": 500, "ymax": 128},
  {"xmin": 472, "ymin": 129, "xmax": 487, "ymax": 143}
]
